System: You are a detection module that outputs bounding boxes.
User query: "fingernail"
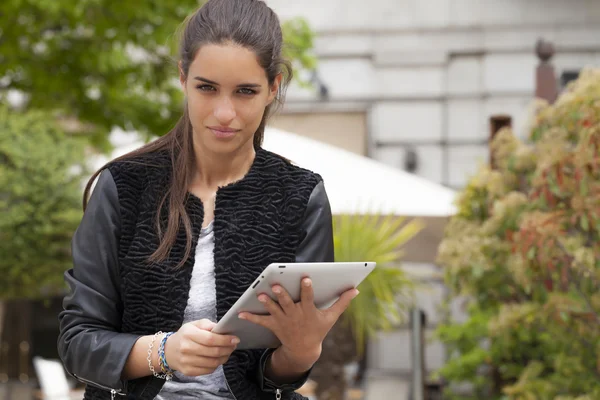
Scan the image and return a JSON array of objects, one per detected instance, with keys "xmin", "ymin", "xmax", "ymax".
[
  {"xmin": 258, "ymin": 295, "xmax": 267, "ymax": 303},
  {"xmin": 238, "ymin": 313, "xmax": 246, "ymax": 319},
  {"xmin": 232, "ymin": 338, "xmax": 240, "ymax": 344},
  {"xmin": 354, "ymin": 290, "xmax": 360, "ymax": 297},
  {"xmin": 273, "ymin": 286, "xmax": 281, "ymax": 294},
  {"xmin": 303, "ymin": 279, "xmax": 311, "ymax": 287}
]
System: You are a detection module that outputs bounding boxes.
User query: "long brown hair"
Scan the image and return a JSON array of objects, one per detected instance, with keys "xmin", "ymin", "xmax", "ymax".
[{"xmin": 83, "ymin": 0, "xmax": 293, "ymax": 268}]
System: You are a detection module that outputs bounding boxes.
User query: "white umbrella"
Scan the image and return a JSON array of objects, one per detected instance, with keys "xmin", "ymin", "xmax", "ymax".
[{"xmin": 262, "ymin": 127, "xmax": 457, "ymax": 217}]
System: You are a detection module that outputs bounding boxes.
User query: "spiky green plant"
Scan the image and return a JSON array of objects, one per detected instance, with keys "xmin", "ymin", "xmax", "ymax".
[
  {"xmin": 334, "ymin": 213, "xmax": 423, "ymax": 351},
  {"xmin": 311, "ymin": 213, "xmax": 422, "ymax": 400}
]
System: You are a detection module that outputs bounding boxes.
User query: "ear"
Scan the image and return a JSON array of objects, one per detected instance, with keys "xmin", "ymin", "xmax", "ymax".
[
  {"xmin": 267, "ymin": 74, "xmax": 282, "ymax": 105},
  {"xmin": 179, "ymin": 61, "xmax": 187, "ymax": 95}
]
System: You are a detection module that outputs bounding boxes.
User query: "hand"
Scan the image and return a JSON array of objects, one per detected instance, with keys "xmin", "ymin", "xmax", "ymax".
[
  {"xmin": 164, "ymin": 319, "xmax": 240, "ymax": 376},
  {"xmin": 238, "ymin": 278, "xmax": 359, "ymax": 368}
]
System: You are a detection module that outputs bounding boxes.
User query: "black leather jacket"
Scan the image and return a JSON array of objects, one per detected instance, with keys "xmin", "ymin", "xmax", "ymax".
[{"xmin": 57, "ymin": 150, "xmax": 334, "ymax": 400}]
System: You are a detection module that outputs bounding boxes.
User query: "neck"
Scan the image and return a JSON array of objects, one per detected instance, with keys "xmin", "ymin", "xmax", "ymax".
[{"xmin": 192, "ymin": 141, "xmax": 256, "ymax": 188}]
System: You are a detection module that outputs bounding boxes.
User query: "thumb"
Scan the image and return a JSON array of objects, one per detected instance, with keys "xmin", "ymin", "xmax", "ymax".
[
  {"xmin": 327, "ymin": 288, "xmax": 359, "ymax": 318},
  {"xmin": 191, "ymin": 318, "xmax": 216, "ymax": 331}
]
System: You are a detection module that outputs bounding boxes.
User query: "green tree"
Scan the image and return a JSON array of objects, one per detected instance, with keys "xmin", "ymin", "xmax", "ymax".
[
  {"xmin": 434, "ymin": 68, "xmax": 600, "ymax": 399},
  {"xmin": 0, "ymin": 106, "xmax": 86, "ymax": 299},
  {"xmin": 0, "ymin": 0, "xmax": 316, "ymax": 298},
  {"xmin": 0, "ymin": 0, "xmax": 316, "ymax": 148}
]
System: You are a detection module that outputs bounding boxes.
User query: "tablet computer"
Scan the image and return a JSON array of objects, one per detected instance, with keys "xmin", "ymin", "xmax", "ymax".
[{"xmin": 212, "ymin": 261, "xmax": 376, "ymax": 349}]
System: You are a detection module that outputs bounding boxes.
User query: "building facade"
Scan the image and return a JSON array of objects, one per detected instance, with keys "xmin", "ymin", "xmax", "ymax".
[{"xmin": 269, "ymin": 0, "xmax": 600, "ymax": 189}]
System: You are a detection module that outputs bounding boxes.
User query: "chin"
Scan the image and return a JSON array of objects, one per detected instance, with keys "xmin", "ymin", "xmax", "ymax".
[{"xmin": 204, "ymin": 136, "xmax": 252, "ymax": 155}]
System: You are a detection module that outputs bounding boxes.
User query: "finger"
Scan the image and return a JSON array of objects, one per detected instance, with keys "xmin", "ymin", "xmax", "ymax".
[
  {"xmin": 326, "ymin": 288, "xmax": 360, "ymax": 319},
  {"xmin": 258, "ymin": 293, "xmax": 284, "ymax": 317},
  {"xmin": 196, "ymin": 329, "xmax": 241, "ymax": 347},
  {"xmin": 238, "ymin": 312, "xmax": 276, "ymax": 331},
  {"xmin": 190, "ymin": 319, "xmax": 216, "ymax": 331},
  {"xmin": 195, "ymin": 344, "xmax": 237, "ymax": 358},
  {"xmin": 178, "ymin": 337, "xmax": 236, "ymax": 357},
  {"xmin": 300, "ymin": 277, "xmax": 314, "ymax": 309},
  {"xmin": 272, "ymin": 285, "xmax": 295, "ymax": 314},
  {"xmin": 181, "ymin": 336, "xmax": 238, "ymax": 355}
]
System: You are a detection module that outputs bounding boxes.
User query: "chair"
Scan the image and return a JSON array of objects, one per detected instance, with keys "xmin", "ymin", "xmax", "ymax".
[{"xmin": 32, "ymin": 356, "xmax": 84, "ymax": 400}]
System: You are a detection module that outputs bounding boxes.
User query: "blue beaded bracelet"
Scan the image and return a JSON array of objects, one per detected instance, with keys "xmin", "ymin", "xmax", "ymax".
[{"xmin": 158, "ymin": 332, "xmax": 175, "ymax": 375}]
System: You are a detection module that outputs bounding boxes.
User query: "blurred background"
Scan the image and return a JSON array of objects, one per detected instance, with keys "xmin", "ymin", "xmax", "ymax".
[{"xmin": 1, "ymin": 0, "xmax": 599, "ymax": 399}]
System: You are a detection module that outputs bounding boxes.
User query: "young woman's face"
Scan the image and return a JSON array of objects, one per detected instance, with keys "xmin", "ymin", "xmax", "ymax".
[{"xmin": 181, "ymin": 43, "xmax": 280, "ymax": 155}]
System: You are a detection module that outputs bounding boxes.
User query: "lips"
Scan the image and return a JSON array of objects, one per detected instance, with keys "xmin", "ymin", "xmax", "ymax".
[{"xmin": 208, "ymin": 126, "xmax": 240, "ymax": 139}]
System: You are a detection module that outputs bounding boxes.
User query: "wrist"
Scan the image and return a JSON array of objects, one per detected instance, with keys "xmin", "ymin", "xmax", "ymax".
[
  {"xmin": 163, "ymin": 332, "xmax": 178, "ymax": 372},
  {"xmin": 277, "ymin": 344, "xmax": 321, "ymax": 371},
  {"xmin": 145, "ymin": 331, "xmax": 175, "ymax": 380},
  {"xmin": 265, "ymin": 345, "xmax": 320, "ymax": 385},
  {"xmin": 146, "ymin": 332, "xmax": 164, "ymax": 377},
  {"xmin": 159, "ymin": 332, "xmax": 176, "ymax": 374}
]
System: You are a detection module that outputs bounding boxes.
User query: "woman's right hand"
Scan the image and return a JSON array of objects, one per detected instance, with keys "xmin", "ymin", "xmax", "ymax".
[{"xmin": 164, "ymin": 319, "xmax": 240, "ymax": 376}]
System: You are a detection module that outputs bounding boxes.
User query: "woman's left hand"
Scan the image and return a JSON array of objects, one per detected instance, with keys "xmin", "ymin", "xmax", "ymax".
[{"xmin": 238, "ymin": 278, "xmax": 359, "ymax": 368}]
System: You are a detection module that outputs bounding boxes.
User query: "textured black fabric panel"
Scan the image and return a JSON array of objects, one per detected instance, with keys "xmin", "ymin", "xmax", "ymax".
[{"xmin": 214, "ymin": 150, "xmax": 319, "ymax": 400}]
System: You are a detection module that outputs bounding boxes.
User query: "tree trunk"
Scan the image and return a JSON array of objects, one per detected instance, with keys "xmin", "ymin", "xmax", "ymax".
[
  {"xmin": 0, "ymin": 300, "xmax": 32, "ymax": 381},
  {"xmin": 353, "ymin": 340, "xmax": 368, "ymax": 386},
  {"xmin": 311, "ymin": 317, "xmax": 357, "ymax": 400},
  {"xmin": 0, "ymin": 301, "xmax": 4, "ymax": 349}
]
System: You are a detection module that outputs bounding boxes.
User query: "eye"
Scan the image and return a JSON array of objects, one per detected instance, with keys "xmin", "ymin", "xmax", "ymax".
[
  {"xmin": 238, "ymin": 88, "xmax": 257, "ymax": 95},
  {"xmin": 197, "ymin": 84, "xmax": 215, "ymax": 92}
]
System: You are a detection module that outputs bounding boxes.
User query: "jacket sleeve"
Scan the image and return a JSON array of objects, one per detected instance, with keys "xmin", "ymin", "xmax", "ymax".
[
  {"xmin": 294, "ymin": 181, "xmax": 334, "ymax": 263},
  {"xmin": 256, "ymin": 180, "xmax": 334, "ymax": 395},
  {"xmin": 57, "ymin": 169, "xmax": 141, "ymax": 392}
]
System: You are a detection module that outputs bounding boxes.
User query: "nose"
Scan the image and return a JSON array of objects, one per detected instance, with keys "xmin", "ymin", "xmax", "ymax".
[{"xmin": 213, "ymin": 95, "xmax": 236, "ymax": 125}]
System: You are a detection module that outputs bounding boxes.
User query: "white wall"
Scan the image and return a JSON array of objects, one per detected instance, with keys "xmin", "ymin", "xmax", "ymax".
[
  {"xmin": 268, "ymin": 0, "xmax": 600, "ymax": 31},
  {"xmin": 269, "ymin": 0, "xmax": 600, "ymax": 188}
]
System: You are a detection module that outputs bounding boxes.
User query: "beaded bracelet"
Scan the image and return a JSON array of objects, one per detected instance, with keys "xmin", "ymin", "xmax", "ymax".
[
  {"xmin": 158, "ymin": 332, "xmax": 175, "ymax": 375},
  {"xmin": 147, "ymin": 331, "xmax": 173, "ymax": 381}
]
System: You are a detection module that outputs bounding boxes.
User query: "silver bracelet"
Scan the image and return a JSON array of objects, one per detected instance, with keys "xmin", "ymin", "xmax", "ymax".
[{"xmin": 147, "ymin": 331, "xmax": 173, "ymax": 381}]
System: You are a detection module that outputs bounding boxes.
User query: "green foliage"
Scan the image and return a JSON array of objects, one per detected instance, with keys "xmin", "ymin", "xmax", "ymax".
[
  {"xmin": 280, "ymin": 18, "xmax": 317, "ymax": 79},
  {"xmin": 435, "ymin": 69, "xmax": 600, "ymax": 399},
  {"xmin": 333, "ymin": 213, "xmax": 423, "ymax": 353},
  {"xmin": 0, "ymin": 0, "xmax": 316, "ymax": 299},
  {"xmin": 0, "ymin": 0, "xmax": 317, "ymax": 147},
  {"xmin": 0, "ymin": 106, "xmax": 86, "ymax": 299}
]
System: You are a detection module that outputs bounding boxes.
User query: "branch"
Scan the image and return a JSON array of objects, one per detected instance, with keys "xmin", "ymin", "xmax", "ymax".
[
  {"xmin": 572, "ymin": 274, "xmax": 600, "ymax": 327},
  {"xmin": 535, "ymin": 324, "xmax": 600, "ymax": 381},
  {"xmin": 554, "ymin": 240, "xmax": 600, "ymax": 322}
]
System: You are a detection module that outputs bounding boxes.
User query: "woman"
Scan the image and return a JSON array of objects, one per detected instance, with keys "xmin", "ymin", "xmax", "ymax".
[{"xmin": 57, "ymin": 0, "xmax": 358, "ymax": 399}]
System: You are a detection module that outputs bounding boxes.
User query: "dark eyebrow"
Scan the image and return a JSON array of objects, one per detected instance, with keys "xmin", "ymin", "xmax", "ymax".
[{"xmin": 194, "ymin": 76, "xmax": 261, "ymax": 88}]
